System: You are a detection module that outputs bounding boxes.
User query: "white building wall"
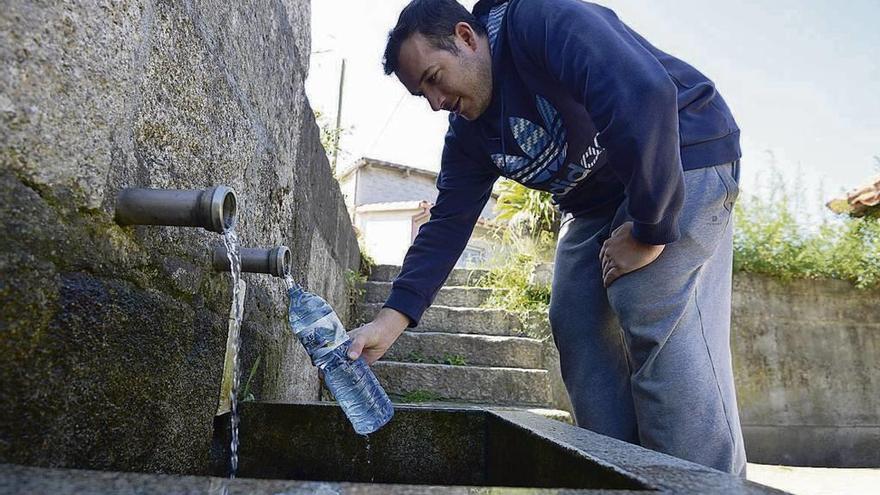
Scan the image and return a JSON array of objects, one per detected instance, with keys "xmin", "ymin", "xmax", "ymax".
[
  {"xmin": 358, "ymin": 210, "xmax": 419, "ymax": 266},
  {"xmin": 354, "ymin": 167, "xmax": 497, "ymax": 220},
  {"xmin": 339, "ymin": 161, "xmax": 502, "ymax": 267}
]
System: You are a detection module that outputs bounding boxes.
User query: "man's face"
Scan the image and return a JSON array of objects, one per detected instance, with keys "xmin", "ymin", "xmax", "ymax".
[{"xmin": 395, "ymin": 23, "xmax": 493, "ymax": 121}]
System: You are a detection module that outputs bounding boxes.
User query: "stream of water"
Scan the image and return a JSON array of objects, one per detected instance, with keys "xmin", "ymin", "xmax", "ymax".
[
  {"xmin": 365, "ymin": 435, "xmax": 374, "ymax": 482},
  {"xmin": 223, "ymin": 228, "xmax": 244, "ymax": 479}
]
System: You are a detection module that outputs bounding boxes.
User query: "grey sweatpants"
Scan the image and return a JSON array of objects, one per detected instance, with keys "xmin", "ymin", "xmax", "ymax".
[{"xmin": 549, "ymin": 162, "xmax": 747, "ymax": 476}]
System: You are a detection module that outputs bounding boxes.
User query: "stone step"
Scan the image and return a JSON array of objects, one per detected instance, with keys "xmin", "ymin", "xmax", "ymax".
[
  {"xmin": 358, "ymin": 303, "xmax": 526, "ymax": 337},
  {"xmin": 369, "ymin": 265, "xmax": 490, "ymax": 287},
  {"xmin": 384, "ymin": 331, "xmax": 545, "ymax": 369},
  {"xmin": 373, "ymin": 361, "xmax": 553, "ymax": 406},
  {"xmin": 362, "ymin": 281, "xmax": 501, "ymax": 308},
  {"xmin": 390, "ymin": 402, "xmax": 573, "ymax": 424}
]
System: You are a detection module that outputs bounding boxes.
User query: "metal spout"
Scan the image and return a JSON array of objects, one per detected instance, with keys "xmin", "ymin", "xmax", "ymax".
[
  {"xmin": 115, "ymin": 186, "xmax": 237, "ymax": 234},
  {"xmin": 213, "ymin": 246, "xmax": 291, "ymax": 278}
]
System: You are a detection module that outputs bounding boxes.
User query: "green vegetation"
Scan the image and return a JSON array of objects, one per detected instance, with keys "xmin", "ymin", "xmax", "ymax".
[
  {"xmin": 405, "ymin": 350, "xmax": 428, "ymax": 363},
  {"xmin": 494, "ymin": 180, "xmax": 559, "ymax": 237},
  {"xmin": 481, "ymin": 253, "xmax": 551, "ymax": 314},
  {"xmin": 314, "ymin": 110, "xmax": 350, "ymax": 167},
  {"xmin": 403, "ymin": 350, "xmax": 468, "ymax": 366},
  {"xmin": 344, "ymin": 268, "xmax": 367, "ymax": 328},
  {"xmin": 733, "ymin": 192, "xmax": 880, "ymax": 289},
  {"xmin": 345, "ymin": 269, "xmax": 366, "ymax": 304},
  {"xmin": 478, "ymin": 252, "xmax": 552, "ymax": 339},
  {"xmin": 441, "ymin": 353, "xmax": 468, "ymax": 366},
  {"xmin": 359, "ymin": 248, "xmax": 376, "ymax": 278},
  {"xmin": 479, "ymin": 179, "xmax": 557, "ymax": 335},
  {"xmin": 480, "ymin": 169, "xmax": 880, "ymax": 326},
  {"xmin": 240, "ymin": 355, "xmax": 261, "ymax": 402},
  {"xmin": 354, "ymin": 227, "xmax": 376, "ymax": 283}
]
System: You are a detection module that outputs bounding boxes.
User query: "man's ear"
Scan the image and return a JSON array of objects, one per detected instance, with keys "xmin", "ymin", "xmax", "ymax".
[{"xmin": 455, "ymin": 22, "xmax": 479, "ymax": 51}]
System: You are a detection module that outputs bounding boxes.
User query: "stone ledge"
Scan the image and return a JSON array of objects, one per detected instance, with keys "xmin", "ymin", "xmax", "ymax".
[
  {"xmin": 363, "ymin": 281, "xmax": 499, "ymax": 308},
  {"xmin": 358, "ymin": 303, "xmax": 525, "ymax": 337},
  {"xmin": 373, "ymin": 361, "xmax": 552, "ymax": 406},
  {"xmin": 396, "ymin": 401, "xmax": 573, "ymax": 424},
  {"xmin": 383, "ymin": 331, "xmax": 545, "ymax": 369}
]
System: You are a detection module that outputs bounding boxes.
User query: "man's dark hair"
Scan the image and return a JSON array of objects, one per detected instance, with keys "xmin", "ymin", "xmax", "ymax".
[{"xmin": 383, "ymin": 0, "xmax": 487, "ymax": 75}]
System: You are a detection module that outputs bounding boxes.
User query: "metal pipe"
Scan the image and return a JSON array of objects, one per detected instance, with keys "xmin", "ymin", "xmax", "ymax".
[
  {"xmin": 115, "ymin": 186, "xmax": 237, "ymax": 234},
  {"xmin": 213, "ymin": 246, "xmax": 291, "ymax": 278}
]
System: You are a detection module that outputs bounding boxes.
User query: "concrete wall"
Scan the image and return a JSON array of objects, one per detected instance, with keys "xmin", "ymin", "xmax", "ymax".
[
  {"xmin": 0, "ymin": 0, "xmax": 359, "ymax": 476},
  {"xmin": 537, "ymin": 268, "xmax": 878, "ymax": 467},
  {"xmin": 732, "ymin": 274, "xmax": 880, "ymax": 467}
]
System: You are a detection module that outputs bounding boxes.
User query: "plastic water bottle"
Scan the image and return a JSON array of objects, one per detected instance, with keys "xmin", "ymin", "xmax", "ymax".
[{"xmin": 287, "ymin": 279, "xmax": 394, "ymax": 435}]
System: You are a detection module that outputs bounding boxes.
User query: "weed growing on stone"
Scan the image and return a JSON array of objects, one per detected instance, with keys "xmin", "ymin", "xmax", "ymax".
[
  {"xmin": 480, "ymin": 253, "xmax": 551, "ymax": 313},
  {"xmin": 241, "ymin": 355, "xmax": 261, "ymax": 402},
  {"xmin": 405, "ymin": 350, "xmax": 428, "ymax": 363},
  {"xmin": 441, "ymin": 353, "xmax": 468, "ymax": 366},
  {"xmin": 345, "ymin": 269, "xmax": 367, "ymax": 327},
  {"xmin": 478, "ymin": 252, "xmax": 552, "ymax": 340}
]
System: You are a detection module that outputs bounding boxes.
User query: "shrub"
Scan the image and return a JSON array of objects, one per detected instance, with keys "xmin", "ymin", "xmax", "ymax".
[
  {"xmin": 480, "ymin": 252, "xmax": 551, "ymax": 314},
  {"xmin": 482, "ymin": 168, "xmax": 880, "ymax": 333},
  {"xmin": 733, "ymin": 192, "xmax": 880, "ymax": 289},
  {"xmin": 494, "ymin": 179, "xmax": 559, "ymax": 238}
]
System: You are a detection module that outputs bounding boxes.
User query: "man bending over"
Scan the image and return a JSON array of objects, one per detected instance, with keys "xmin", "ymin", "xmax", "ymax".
[{"xmin": 349, "ymin": 0, "xmax": 746, "ymax": 476}]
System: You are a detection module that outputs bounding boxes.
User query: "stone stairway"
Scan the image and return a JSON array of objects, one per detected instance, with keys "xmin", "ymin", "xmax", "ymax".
[{"xmin": 358, "ymin": 265, "xmax": 572, "ymax": 423}]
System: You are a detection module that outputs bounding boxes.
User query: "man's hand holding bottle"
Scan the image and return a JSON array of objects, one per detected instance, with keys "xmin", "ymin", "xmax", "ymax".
[{"xmin": 347, "ymin": 307, "xmax": 410, "ymax": 365}]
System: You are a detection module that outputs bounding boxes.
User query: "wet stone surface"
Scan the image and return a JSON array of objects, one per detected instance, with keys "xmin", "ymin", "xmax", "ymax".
[
  {"xmin": 0, "ymin": 403, "xmax": 786, "ymax": 494},
  {"xmin": 1, "ymin": 0, "xmax": 358, "ymax": 475}
]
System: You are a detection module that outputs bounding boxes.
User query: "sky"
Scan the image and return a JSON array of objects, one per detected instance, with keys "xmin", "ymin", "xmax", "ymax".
[{"xmin": 306, "ymin": 0, "xmax": 880, "ymax": 216}]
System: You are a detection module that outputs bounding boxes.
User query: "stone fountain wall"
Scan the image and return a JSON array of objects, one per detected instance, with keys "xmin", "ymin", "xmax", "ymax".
[{"xmin": 0, "ymin": 0, "xmax": 358, "ymax": 475}]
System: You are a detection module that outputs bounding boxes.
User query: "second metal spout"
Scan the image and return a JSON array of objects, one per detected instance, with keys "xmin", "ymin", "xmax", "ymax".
[
  {"xmin": 115, "ymin": 186, "xmax": 237, "ymax": 233},
  {"xmin": 213, "ymin": 246, "xmax": 292, "ymax": 278}
]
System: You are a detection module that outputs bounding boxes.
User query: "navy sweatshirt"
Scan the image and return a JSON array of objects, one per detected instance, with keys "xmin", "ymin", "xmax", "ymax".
[{"xmin": 385, "ymin": 0, "xmax": 741, "ymax": 326}]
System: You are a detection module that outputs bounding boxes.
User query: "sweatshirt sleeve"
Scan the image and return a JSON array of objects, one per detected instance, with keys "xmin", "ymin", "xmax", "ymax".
[
  {"xmin": 384, "ymin": 126, "xmax": 499, "ymax": 326},
  {"xmin": 509, "ymin": 0, "xmax": 684, "ymax": 245}
]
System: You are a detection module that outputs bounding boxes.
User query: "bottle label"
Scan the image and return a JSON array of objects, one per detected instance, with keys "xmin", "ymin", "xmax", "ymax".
[{"xmin": 299, "ymin": 313, "xmax": 347, "ymax": 362}]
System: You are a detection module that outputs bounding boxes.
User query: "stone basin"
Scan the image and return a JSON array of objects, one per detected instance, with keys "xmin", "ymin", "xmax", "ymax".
[
  {"xmin": 206, "ymin": 402, "xmax": 782, "ymax": 493},
  {"xmin": 0, "ymin": 402, "xmax": 784, "ymax": 493}
]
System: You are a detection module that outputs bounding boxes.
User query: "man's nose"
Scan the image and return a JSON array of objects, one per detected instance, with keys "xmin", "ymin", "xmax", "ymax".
[{"xmin": 426, "ymin": 90, "xmax": 445, "ymax": 112}]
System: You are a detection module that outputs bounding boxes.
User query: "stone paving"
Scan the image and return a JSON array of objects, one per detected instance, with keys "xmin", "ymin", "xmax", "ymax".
[{"xmin": 746, "ymin": 463, "xmax": 880, "ymax": 495}]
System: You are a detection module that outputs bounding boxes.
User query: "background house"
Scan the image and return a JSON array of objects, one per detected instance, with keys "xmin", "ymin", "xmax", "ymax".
[{"xmin": 338, "ymin": 157, "xmax": 498, "ymax": 266}]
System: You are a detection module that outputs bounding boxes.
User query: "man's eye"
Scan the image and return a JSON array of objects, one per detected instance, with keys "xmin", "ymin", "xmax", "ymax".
[{"xmin": 428, "ymin": 72, "xmax": 439, "ymax": 83}]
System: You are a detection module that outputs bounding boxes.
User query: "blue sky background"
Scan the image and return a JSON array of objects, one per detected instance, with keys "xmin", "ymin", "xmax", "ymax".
[{"xmin": 306, "ymin": 1, "xmax": 879, "ymax": 220}]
